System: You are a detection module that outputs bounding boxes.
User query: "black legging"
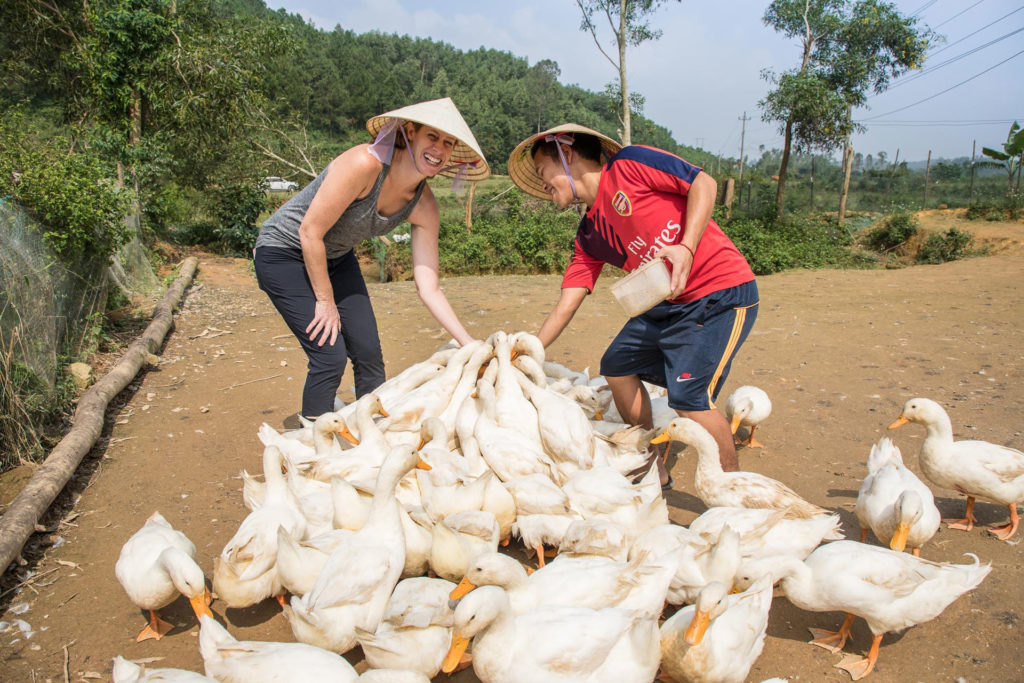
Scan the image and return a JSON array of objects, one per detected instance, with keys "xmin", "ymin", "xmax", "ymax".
[{"xmin": 254, "ymin": 246, "xmax": 386, "ymax": 417}]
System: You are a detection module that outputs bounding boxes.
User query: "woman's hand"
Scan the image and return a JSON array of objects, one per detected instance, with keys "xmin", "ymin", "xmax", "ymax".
[{"xmin": 306, "ymin": 300, "xmax": 341, "ymax": 347}]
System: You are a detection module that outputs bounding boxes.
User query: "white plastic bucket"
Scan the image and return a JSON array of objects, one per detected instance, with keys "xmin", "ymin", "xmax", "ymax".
[{"xmin": 610, "ymin": 258, "xmax": 671, "ymax": 317}]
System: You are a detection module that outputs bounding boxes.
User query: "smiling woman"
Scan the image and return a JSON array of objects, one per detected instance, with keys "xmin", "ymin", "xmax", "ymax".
[{"xmin": 252, "ymin": 98, "xmax": 489, "ymax": 418}]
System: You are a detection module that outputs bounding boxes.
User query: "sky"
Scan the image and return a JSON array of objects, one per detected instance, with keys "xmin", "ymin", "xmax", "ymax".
[{"xmin": 269, "ymin": 0, "xmax": 1024, "ymax": 164}]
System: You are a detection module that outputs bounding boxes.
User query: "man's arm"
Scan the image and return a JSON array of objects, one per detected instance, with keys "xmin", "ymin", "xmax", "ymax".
[
  {"xmin": 537, "ymin": 287, "xmax": 589, "ymax": 348},
  {"xmin": 656, "ymin": 170, "xmax": 717, "ymax": 299}
]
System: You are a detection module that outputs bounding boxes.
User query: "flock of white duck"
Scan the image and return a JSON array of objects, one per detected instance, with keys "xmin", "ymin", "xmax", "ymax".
[{"xmin": 111, "ymin": 331, "xmax": 1024, "ymax": 682}]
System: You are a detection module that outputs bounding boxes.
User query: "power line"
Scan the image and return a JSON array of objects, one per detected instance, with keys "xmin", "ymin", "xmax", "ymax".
[
  {"xmin": 860, "ymin": 120, "xmax": 1020, "ymax": 127},
  {"xmin": 932, "ymin": 0, "xmax": 984, "ymax": 30},
  {"xmin": 928, "ymin": 5, "xmax": 1024, "ymax": 59},
  {"xmin": 886, "ymin": 25, "xmax": 1024, "ymax": 90},
  {"xmin": 910, "ymin": 0, "xmax": 940, "ymax": 18},
  {"xmin": 861, "ymin": 47, "xmax": 1024, "ymax": 120}
]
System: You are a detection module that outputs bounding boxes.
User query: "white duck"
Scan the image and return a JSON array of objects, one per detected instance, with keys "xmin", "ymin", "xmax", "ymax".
[
  {"xmin": 659, "ymin": 575, "xmax": 774, "ymax": 683},
  {"xmin": 491, "ymin": 332, "xmax": 542, "ymax": 445},
  {"xmin": 773, "ymin": 541, "xmax": 990, "ymax": 680},
  {"xmin": 514, "ymin": 360, "xmax": 595, "ymax": 468},
  {"xmin": 890, "ymin": 397, "xmax": 1024, "ymax": 541},
  {"xmin": 311, "ymin": 394, "xmax": 390, "ymax": 482},
  {"xmin": 503, "ymin": 473, "xmax": 579, "ymax": 566},
  {"xmin": 442, "ymin": 585, "xmax": 660, "ymax": 683},
  {"xmin": 381, "ymin": 341, "xmax": 486, "ymax": 433},
  {"xmin": 356, "ymin": 576, "xmax": 456, "ymax": 678},
  {"xmin": 631, "ymin": 524, "xmax": 741, "ymax": 606},
  {"xmin": 653, "ymin": 418, "xmax": 830, "ymax": 515},
  {"xmin": 340, "ymin": 360, "xmax": 445, "ymax": 439},
  {"xmin": 429, "ymin": 509, "xmax": 500, "ymax": 581},
  {"xmin": 562, "ymin": 464, "xmax": 667, "ymax": 543},
  {"xmin": 474, "ymin": 378, "xmax": 556, "ymax": 482},
  {"xmin": 275, "ymin": 527, "xmax": 353, "ymax": 596},
  {"xmin": 198, "ymin": 614, "xmax": 358, "ymax": 682},
  {"xmin": 358, "ymin": 671, "xmax": 431, "ymax": 683},
  {"xmin": 855, "ymin": 437, "xmax": 940, "ymax": 556},
  {"xmin": 452, "ymin": 550, "xmax": 674, "ymax": 618},
  {"xmin": 687, "ymin": 506, "xmax": 843, "ymax": 590},
  {"xmin": 558, "ymin": 517, "xmax": 630, "ymax": 562},
  {"xmin": 115, "ymin": 512, "xmax": 212, "ymax": 641},
  {"xmin": 286, "ymin": 445, "xmax": 425, "ymax": 653},
  {"xmin": 257, "ymin": 411, "xmax": 352, "ymax": 471},
  {"xmin": 436, "ymin": 341, "xmax": 495, "ymax": 438},
  {"xmin": 723, "ymin": 385, "xmax": 772, "ymax": 449},
  {"xmin": 112, "ymin": 656, "xmax": 214, "ymax": 682},
  {"xmin": 213, "ymin": 446, "xmax": 305, "ymax": 608}
]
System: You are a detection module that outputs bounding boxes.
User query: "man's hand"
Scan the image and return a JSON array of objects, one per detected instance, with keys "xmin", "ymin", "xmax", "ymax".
[
  {"xmin": 655, "ymin": 244, "xmax": 695, "ymax": 299},
  {"xmin": 306, "ymin": 299, "xmax": 341, "ymax": 347}
]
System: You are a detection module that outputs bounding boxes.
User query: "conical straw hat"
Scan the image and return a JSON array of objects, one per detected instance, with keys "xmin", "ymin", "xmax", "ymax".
[
  {"xmin": 366, "ymin": 98, "xmax": 490, "ymax": 181},
  {"xmin": 507, "ymin": 123, "xmax": 622, "ymax": 200}
]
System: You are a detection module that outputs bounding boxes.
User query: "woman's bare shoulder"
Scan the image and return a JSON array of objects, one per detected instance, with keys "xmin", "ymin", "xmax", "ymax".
[{"xmin": 323, "ymin": 144, "xmax": 383, "ymax": 192}]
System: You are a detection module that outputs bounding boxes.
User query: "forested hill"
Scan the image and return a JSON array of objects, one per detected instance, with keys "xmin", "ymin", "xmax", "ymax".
[{"xmin": 224, "ymin": 0, "xmax": 707, "ymax": 174}]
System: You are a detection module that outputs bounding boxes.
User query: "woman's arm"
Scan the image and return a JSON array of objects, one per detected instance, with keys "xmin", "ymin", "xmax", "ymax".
[
  {"xmin": 408, "ymin": 189, "xmax": 475, "ymax": 347},
  {"xmin": 299, "ymin": 146, "xmax": 379, "ymax": 347},
  {"xmin": 537, "ymin": 287, "xmax": 589, "ymax": 348},
  {"xmin": 655, "ymin": 169, "xmax": 717, "ymax": 299}
]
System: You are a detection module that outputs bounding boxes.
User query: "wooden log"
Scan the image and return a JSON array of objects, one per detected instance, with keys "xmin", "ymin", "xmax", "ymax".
[{"xmin": 0, "ymin": 257, "xmax": 199, "ymax": 575}]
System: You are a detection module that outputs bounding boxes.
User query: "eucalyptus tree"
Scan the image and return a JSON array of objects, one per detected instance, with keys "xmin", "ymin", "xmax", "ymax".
[
  {"xmin": 574, "ymin": 0, "xmax": 678, "ymax": 145},
  {"xmin": 760, "ymin": 0, "xmax": 930, "ymax": 217}
]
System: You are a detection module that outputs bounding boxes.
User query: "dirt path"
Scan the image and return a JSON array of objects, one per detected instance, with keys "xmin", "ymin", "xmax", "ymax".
[{"xmin": 2, "ymin": 221, "xmax": 1023, "ymax": 681}]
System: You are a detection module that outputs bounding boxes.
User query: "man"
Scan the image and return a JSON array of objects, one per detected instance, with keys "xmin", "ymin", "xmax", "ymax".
[{"xmin": 507, "ymin": 124, "xmax": 757, "ymax": 487}]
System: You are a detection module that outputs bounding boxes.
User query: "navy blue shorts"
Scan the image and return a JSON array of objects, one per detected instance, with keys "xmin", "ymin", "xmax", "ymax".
[{"xmin": 600, "ymin": 280, "xmax": 759, "ymax": 411}]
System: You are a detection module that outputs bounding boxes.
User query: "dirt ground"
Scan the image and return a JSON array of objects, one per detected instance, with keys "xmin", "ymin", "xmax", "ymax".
[{"xmin": 1, "ymin": 211, "xmax": 1023, "ymax": 682}]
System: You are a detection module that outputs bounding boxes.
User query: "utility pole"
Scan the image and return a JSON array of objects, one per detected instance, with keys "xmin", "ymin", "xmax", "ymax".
[
  {"xmin": 838, "ymin": 105, "xmax": 853, "ymax": 225},
  {"xmin": 810, "ymin": 157, "xmax": 815, "ymax": 211},
  {"xmin": 737, "ymin": 112, "xmax": 750, "ymax": 187},
  {"xmin": 886, "ymin": 148, "xmax": 900, "ymax": 207},
  {"xmin": 969, "ymin": 140, "xmax": 976, "ymax": 204},
  {"xmin": 695, "ymin": 137, "xmax": 705, "ymax": 150},
  {"xmin": 923, "ymin": 150, "xmax": 932, "ymax": 206}
]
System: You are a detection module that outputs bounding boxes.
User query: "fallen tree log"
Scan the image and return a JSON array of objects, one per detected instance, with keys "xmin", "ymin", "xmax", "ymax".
[{"xmin": 0, "ymin": 257, "xmax": 199, "ymax": 575}]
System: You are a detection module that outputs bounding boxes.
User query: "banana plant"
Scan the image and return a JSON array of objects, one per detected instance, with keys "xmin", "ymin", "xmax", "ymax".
[{"xmin": 980, "ymin": 121, "xmax": 1024, "ymax": 196}]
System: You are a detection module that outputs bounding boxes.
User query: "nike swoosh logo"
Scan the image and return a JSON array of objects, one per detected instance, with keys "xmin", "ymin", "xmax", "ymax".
[{"xmin": 675, "ymin": 376, "xmax": 693, "ymax": 383}]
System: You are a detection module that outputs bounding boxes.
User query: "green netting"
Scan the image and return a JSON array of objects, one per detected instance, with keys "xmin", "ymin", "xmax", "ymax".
[{"xmin": 0, "ymin": 200, "xmax": 159, "ymax": 388}]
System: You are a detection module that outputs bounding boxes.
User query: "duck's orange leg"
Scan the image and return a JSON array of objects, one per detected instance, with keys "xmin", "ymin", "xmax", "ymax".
[
  {"xmin": 836, "ymin": 633, "xmax": 883, "ymax": 680},
  {"xmin": 809, "ymin": 612, "xmax": 855, "ymax": 653},
  {"xmin": 739, "ymin": 425, "xmax": 765, "ymax": 449},
  {"xmin": 859, "ymin": 528, "xmax": 868, "ymax": 543},
  {"xmin": 136, "ymin": 610, "xmax": 173, "ymax": 641},
  {"xmin": 945, "ymin": 496, "xmax": 977, "ymax": 531},
  {"xmin": 990, "ymin": 504, "xmax": 1020, "ymax": 541}
]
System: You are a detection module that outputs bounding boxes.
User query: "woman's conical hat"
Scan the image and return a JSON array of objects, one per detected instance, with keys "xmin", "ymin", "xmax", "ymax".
[{"xmin": 367, "ymin": 98, "xmax": 490, "ymax": 181}]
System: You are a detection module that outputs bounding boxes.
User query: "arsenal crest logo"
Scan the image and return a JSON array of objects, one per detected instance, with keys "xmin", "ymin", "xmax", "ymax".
[{"xmin": 611, "ymin": 190, "xmax": 632, "ymax": 216}]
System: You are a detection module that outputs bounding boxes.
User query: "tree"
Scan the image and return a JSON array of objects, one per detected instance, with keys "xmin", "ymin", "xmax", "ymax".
[
  {"xmin": 574, "ymin": 0, "xmax": 678, "ymax": 145},
  {"xmin": 525, "ymin": 59, "xmax": 561, "ymax": 133},
  {"xmin": 980, "ymin": 121, "xmax": 1024, "ymax": 198},
  {"xmin": 760, "ymin": 0, "xmax": 930, "ymax": 217}
]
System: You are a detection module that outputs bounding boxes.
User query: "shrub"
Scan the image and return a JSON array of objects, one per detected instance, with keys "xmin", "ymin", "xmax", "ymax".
[
  {"xmin": 0, "ymin": 107, "xmax": 131, "ymax": 262},
  {"xmin": 917, "ymin": 227, "xmax": 973, "ymax": 264},
  {"xmin": 723, "ymin": 214, "xmax": 871, "ymax": 275},
  {"xmin": 212, "ymin": 181, "xmax": 267, "ymax": 255},
  {"xmin": 862, "ymin": 211, "xmax": 918, "ymax": 253}
]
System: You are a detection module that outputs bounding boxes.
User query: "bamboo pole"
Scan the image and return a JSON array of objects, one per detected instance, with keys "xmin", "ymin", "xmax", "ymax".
[{"xmin": 0, "ymin": 257, "xmax": 199, "ymax": 574}]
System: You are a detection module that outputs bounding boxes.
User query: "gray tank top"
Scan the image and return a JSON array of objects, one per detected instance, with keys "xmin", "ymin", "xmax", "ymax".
[{"xmin": 255, "ymin": 162, "xmax": 425, "ymax": 259}]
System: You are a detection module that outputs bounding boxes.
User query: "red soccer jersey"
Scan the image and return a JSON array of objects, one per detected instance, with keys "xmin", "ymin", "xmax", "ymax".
[{"xmin": 561, "ymin": 145, "xmax": 754, "ymax": 304}]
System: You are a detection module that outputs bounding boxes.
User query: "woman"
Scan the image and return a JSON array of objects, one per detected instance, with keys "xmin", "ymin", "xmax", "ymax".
[
  {"xmin": 507, "ymin": 124, "xmax": 757, "ymax": 487},
  {"xmin": 254, "ymin": 98, "xmax": 488, "ymax": 418}
]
